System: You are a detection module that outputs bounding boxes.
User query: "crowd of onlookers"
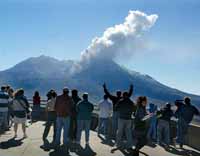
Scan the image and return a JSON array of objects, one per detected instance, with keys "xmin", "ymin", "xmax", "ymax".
[{"xmin": 0, "ymin": 84, "xmax": 199, "ymax": 155}]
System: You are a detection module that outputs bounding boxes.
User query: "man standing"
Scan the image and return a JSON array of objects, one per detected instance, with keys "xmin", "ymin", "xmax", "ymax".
[
  {"xmin": 103, "ymin": 83, "xmax": 133, "ymax": 138},
  {"xmin": 175, "ymin": 97, "xmax": 200, "ymax": 148},
  {"xmin": 98, "ymin": 95, "xmax": 112, "ymax": 139},
  {"xmin": 69, "ymin": 89, "xmax": 82, "ymax": 143},
  {"xmin": 0, "ymin": 86, "xmax": 9, "ymax": 132},
  {"xmin": 54, "ymin": 87, "xmax": 74, "ymax": 152},
  {"xmin": 115, "ymin": 92, "xmax": 136, "ymax": 150},
  {"xmin": 157, "ymin": 103, "xmax": 174, "ymax": 147},
  {"xmin": 76, "ymin": 93, "xmax": 94, "ymax": 148}
]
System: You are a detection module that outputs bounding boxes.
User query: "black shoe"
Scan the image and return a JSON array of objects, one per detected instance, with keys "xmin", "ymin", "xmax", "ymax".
[
  {"xmin": 132, "ymin": 149, "xmax": 139, "ymax": 156},
  {"xmin": 126, "ymin": 148, "xmax": 134, "ymax": 153}
]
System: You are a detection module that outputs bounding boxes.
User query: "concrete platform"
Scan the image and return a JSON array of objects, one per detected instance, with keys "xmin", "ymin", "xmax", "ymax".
[{"xmin": 0, "ymin": 122, "xmax": 200, "ymax": 156}]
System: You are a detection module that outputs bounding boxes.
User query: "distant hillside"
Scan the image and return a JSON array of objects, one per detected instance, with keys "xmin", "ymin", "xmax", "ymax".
[{"xmin": 0, "ymin": 55, "xmax": 200, "ymax": 107}]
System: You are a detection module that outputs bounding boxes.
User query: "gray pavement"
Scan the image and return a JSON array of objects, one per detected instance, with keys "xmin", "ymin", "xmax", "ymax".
[{"xmin": 0, "ymin": 122, "xmax": 200, "ymax": 156}]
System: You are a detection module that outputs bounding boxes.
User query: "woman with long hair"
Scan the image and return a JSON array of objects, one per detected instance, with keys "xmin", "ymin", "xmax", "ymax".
[
  {"xmin": 133, "ymin": 96, "xmax": 148, "ymax": 156},
  {"xmin": 32, "ymin": 91, "xmax": 41, "ymax": 120},
  {"xmin": 42, "ymin": 90, "xmax": 57, "ymax": 146}
]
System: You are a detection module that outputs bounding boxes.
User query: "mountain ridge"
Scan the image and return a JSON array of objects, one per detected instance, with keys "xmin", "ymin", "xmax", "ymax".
[{"xmin": 0, "ymin": 55, "xmax": 199, "ymax": 106}]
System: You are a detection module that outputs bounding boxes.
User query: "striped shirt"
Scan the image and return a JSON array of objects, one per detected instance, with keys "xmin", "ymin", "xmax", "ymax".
[{"xmin": 0, "ymin": 91, "xmax": 9, "ymax": 112}]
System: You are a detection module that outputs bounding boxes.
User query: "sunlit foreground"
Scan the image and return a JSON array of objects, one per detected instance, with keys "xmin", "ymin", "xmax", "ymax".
[{"xmin": 0, "ymin": 121, "xmax": 200, "ymax": 156}]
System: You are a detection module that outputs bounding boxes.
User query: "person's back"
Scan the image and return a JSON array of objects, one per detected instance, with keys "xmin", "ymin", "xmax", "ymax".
[
  {"xmin": 182, "ymin": 104, "xmax": 199, "ymax": 124},
  {"xmin": 33, "ymin": 91, "xmax": 40, "ymax": 106},
  {"xmin": 116, "ymin": 98, "xmax": 135, "ymax": 120},
  {"xmin": 54, "ymin": 87, "xmax": 74, "ymax": 151},
  {"xmin": 175, "ymin": 97, "xmax": 199, "ymax": 148},
  {"xmin": 99, "ymin": 99, "xmax": 112, "ymax": 118},
  {"xmin": 159, "ymin": 106, "xmax": 173, "ymax": 122},
  {"xmin": 115, "ymin": 92, "xmax": 135, "ymax": 150},
  {"xmin": 0, "ymin": 87, "xmax": 9, "ymax": 130},
  {"xmin": 157, "ymin": 103, "xmax": 173, "ymax": 145},
  {"xmin": 72, "ymin": 95, "xmax": 81, "ymax": 106},
  {"xmin": 77, "ymin": 99, "xmax": 94, "ymax": 120},
  {"xmin": 55, "ymin": 94, "xmax": 73, "ymax": 117},
  {"xmin": 0, "ymin": 89, "xmax": 9, "ymax": 112},
  {"xmin": 76, "ymin": 93, "xmax": 94, "ymax": 146}
]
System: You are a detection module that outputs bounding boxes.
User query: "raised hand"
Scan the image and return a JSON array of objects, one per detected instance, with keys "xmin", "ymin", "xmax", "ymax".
[
  {"xmin": 130, "ymin": 84, "xmax": 133, "ymax": 88},
  {"xmin": 103, "ymin": 83, "xmax": 106, "ymax": 88}
]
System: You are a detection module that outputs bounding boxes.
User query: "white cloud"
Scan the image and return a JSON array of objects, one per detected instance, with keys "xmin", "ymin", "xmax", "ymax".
[
  {"xmin": 81, "ymin": 10, "xmax": 158, "ymax": 62},
  {"xmin": 71, "ymin": 10, "xmax": 158, "ymax": 73}
]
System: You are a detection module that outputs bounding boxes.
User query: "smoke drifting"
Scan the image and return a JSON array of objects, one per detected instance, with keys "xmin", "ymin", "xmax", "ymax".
[{"xmin": 72, "ymin": 10, "xmax": 158, "ymax": 73}]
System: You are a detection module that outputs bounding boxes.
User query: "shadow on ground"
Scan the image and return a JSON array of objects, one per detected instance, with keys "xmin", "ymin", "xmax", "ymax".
[
  {"xmin": 164, "ymin": 146, "xmax": 200, "ymax": 156},
  {"xmin": 0, "ymin": 138, "xmax": 24, "ymax": 149},
  {"xmin": 49, "ymin": 144, "xmax": 96, "ymax": 156}
]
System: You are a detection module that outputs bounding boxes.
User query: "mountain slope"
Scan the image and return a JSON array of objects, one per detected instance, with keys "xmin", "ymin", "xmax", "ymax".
[{"xmin": 0, "ymin": 56, "xmax": 199, "ymax": 106}]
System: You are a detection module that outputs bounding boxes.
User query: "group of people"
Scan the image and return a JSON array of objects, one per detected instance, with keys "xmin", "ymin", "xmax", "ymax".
[
  {"xmin": 0, "ymin": 85, "xmax": 30, "ymax": 138},
  {"xmin": 42, "ymin": 87, "xmax": 94, "ymax": 154},
  {"xmin": 0, "ymin": 84, "xmax": 199, "ymax": 156}
]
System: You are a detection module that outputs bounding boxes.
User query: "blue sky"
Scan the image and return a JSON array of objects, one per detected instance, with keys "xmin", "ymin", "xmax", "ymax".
[{"xmin": 0, "ymin": 0, "xmax": 200, "ymax": 95}]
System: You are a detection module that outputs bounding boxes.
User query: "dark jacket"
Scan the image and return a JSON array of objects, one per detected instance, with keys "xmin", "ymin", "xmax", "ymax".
[
  {"xmin": 158, "ymin": 107, "xmax": 174, "ymax": 122},
  {"xmin": 55, "ymin": 94, "xmax": 74, "ymax": 117},
  {"xmin": 176, "ymin": 104, "xmax": 199, "ymax": 124},
  {"xmin": 71, "ymin": 96, "xmax": 82, "ymax": 117},
  {"xmin": 76, "ymin": 99, "xmax": 94, "ymax": 120},
  {"xmin": 103, "ymin": 86, "xmax": 133, "ymax": 111},
  {"xmin": 134, "ymin": 106, "xmax": 147, "ymax": 130},
  {"xmin": 115, "ymin": 98, "xmax": 136, "ymax": 120}
]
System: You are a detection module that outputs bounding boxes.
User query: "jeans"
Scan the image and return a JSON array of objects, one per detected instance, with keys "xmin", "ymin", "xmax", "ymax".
[
  {"xmin": 112, "ymin": 111, "xmax": 119, "ymax": 138},
  {"xmin": 0, "ymin": 111, "xmax": 8, "ymax": 130},
  {"xmin": 98, "ymin": 118, "xmax": 109, "ymax": 137},
  {"xmin": 76, "ymin": 120, "xmax": 91, "ymax": 144},
  {"xmin": 69, "ymin": 117, "xmax": 77, "ymax": 141},
  {"xmin": 33, "ymin": 105, "xmax": 41, "ymax": 119},
  {"xmin": 157, "ymin": 119, "xmax": 170, "ymax": 144},
  {"xmin": 177, "ymin": 118, "xmax": 188, "ymax": 145},
  {"xmin": 43, "ymin": 111, "xmax": 56, "ymax": 143},
  {"xmin": 147, "ymin": 116, "xmax": 157, "ymax": 140},
  {"xmin": 116, "ymin": 119, "xmax": 133, "ymax": 148},
  {"xmin": 55, "ymin": 116, "xmax": 70, "ymax": 145}
]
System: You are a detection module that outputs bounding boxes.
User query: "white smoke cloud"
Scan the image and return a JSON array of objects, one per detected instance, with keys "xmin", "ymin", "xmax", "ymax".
[{"xmin": 72, "ymin": 10, "xmax": 158, "ymax": 73}]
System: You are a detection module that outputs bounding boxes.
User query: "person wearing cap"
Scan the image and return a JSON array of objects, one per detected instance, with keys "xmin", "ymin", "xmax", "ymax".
[
  {"xmin": 54, "ymin": 87, "xmax": 74, "ymax": 152},
  {"xmin": 157, "ymin": 103, "xmax": 174, "ymax": 147},
  {"xmin": 76, "ymin": 93, "xmax": 94, "ymax": 148},
  {"xmin": 97, "ymin": 94, "xmax": 112, "ymax": 139}
]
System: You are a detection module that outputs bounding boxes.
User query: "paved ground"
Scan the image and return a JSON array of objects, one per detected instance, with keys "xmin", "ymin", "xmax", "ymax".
[{"xmin": 0, "ymin": 122, "xmax": 200, "ymax": 156}]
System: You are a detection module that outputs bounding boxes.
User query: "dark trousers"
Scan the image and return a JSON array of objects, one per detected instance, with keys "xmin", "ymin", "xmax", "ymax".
[
  {"xmin": 69, "ymin": 117, "xmax": 77, "ymax": 141},
  {"xmin": 43, "ymin": 111, "xmax": 56, "ymax": 142},
  {"xmin": 135, "ymin": 129, "xmax": 147, "ymax": 150}
]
